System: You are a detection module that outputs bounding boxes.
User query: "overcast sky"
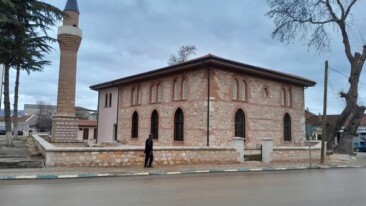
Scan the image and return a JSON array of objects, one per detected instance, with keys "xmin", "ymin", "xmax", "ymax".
[{"xmin": 8, "ymin": 0, "xmax": 366, "ymax": 114}]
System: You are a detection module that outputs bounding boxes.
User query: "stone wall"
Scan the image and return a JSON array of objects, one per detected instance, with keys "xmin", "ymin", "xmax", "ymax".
[
  {"xmin": 51, "ymin": 116, "xmax": 79, "ymax": 143},
  {"xmin": 105, "ymin": 66, "xmax": 308, "ymax": 149},
  {"xmin": 33, "ymin": 135, "xmax": 240, "ymax": 167},
  {"xmin": 210, "ymin": 68, "xmax": 306, "ymax": 149},
  {"xmin": 33, "ymin": 135, "xmax": 320, "ymax": 167},
  {"xmin": 44, "ymin": 147, "xmax": 239, "ymax": 167},
  {"xmin": 272, "ymin": 148, "xmax": 321, "ymax": 162},
  {"xmin": 118, "ymin": 69, "xmax": 208, "ymax": 147}
]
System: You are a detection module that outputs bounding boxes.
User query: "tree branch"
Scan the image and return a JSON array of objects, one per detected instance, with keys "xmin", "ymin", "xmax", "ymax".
[
  {"xmin": 324, "ymin": 0, "xmax": 354, "ymax": 62},
  {"xmin": 361, "ymin": 45, "xmax": 366, "ymax": 61},
  {"xmin": 338, "ymin": 21, "xmax": 355, "ymax": 62},
  {"xmin": 336, "ymin": 0, "xmax": 345, "ymax": 19},
  {"xmin": 325, "ymin": 0, "xmax": 340, "ymax": 21},
  {"xmin": 345, "ymin": 0, "xmax": 358, "ymax": 19}
]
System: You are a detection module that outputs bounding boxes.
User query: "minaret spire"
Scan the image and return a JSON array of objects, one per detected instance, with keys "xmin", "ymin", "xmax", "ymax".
[
  {"xmin": 51, "ymin": 0, "xmax": 82, "ymax": 143},
  {"xmin": 64, "ymin": 0, "xmax": 79, "ymax": 13}
]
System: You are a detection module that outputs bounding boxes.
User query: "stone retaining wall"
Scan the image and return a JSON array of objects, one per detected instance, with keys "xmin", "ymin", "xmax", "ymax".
[
  {"xmin": 33, "ymin": 135, "xmax": 239, "ymax": 167},
  {"xmin": 48, "ymin": 148, "xmax": 239, "ymax": 167},
  {"xmin": 272, "ymin": 147, "xmax": 321, "ymax": 162},
  {"xmin": 33, "ymin": 135, "xmax": 322, "ymax": 167}
]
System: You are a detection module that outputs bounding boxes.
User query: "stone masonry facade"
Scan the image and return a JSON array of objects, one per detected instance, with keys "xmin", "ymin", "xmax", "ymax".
[
  {"xmin": 110, "ymin": 65, "xmax": 309, "ymax": 149},
  {"xmin": 51, "ymin": 116, "xmax": 79, "ymax": 143}
]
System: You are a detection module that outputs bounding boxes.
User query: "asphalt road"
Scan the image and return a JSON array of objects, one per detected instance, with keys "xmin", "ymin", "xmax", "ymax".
[{"xmin": 0, "ymin": 168, "xmax": 365, "ymax": 206}]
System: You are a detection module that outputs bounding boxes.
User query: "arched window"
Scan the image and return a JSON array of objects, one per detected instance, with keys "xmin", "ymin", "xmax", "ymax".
[
  {"xmin": 105, "ymin": 93, "xmax": 108, "ymax": 107},
  {"xmin": 232, "ymin": 79, "xmax": 238, "ymax": 100},
  {"xmin": 157, "ymin": 84, "xmax": 162, "ymax": 103},
  {"xmin": 137, "ymin": 87, "xmax": 141, "ymax": 105},
  {"xmin": 287, "ymin": 88, "xmax": 291, "ymax": 107},
  {"xmin": 281, "ymin": 88, "xmax": 286, "ymax": 106},
  {"xmin": 235, "ymin": 109, "xmax": 245, "ymax": 138},
  {"xmin": 174, "ymin": 108, "xmax": 184, "ymax": 141},
  {"xmin": 284, "ymin": 113, "xmax": 291, "ymax": 141},
  {"xmin": 241, "ymin": 80, "xmax": 247, "ymax": 101},
  {"xmin": 182, "ymin": 79, "xmax": 187, "ymax": 100},
  {"xmin": 132, "ymin": 88, "xmax": 137, "ymax": 105},
  {"xmin": 109, "ymin": 93, "xmax": 112, "ymax": 107},
  {"xmin": 263, "ymin": 87, "xmax": 269, "ymax": 98},
  {"xmin": 131, "ymin": 112, "xmax": 139, "ymax": 138},
  {"xmin": 151, "ymin": 85, "xmax": 156, "ymax": 103},
  {"xmin": 174, "ymin": 80, "xmax": 179, "ymax": 100},
  {"xmin": 151, "ymin": 110, "xmax": 159, "ymax": 139}
]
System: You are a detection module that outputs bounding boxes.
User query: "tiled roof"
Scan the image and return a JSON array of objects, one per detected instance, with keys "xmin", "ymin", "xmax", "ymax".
[
  {"xmin": 90, "ymin": 54, "xmax": 316, "ymax": 90},
  {"xmin": 78, "ymin": 120, "xmax": 97, "ymax": 127},
  {"xmin": 306, "ymin": 114, "xmax": 366, "ymax": 127}
]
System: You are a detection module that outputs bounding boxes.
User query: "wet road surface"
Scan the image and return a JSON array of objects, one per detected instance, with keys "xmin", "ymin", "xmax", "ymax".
[{"xmin": 0, "ymin": 168, "xmax": 365, "ymax": 206}]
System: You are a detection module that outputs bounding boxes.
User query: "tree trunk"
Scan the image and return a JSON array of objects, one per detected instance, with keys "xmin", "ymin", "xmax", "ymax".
[
  {"xmin": 334, "ymin": 106, "xmax": 365, "ymax": 155},
  {"xmin": 330, "ymin": 48, "xmax": 366, "ymax": 154},
  {"xmin": 4, "ymin": 64, "xmax": 12, "ymax": 147},
  {"xmin": 13, "ymin": 66, "xmax": 20, "ymax": 140},
  {"xmin": 335, "ymin": 133, "xmax": 354, "ymax": 155}
]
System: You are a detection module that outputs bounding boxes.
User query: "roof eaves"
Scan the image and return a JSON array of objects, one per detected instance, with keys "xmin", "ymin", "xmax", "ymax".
[
  {"xmin": 207, "ymin": 56, "xmax": 316, "ymax": 87},
  {"xmin": 90, "ymin": 54, "xmax": 316, "ymax": 90},
  {"xmin": 90, "ymin": 58, "xmax": 205, "ymax": 91}
]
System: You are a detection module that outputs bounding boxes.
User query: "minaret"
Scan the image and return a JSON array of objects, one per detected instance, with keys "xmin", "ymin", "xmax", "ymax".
[{"xmin": 51, "ymin": 0, "xmax": 82, "ymax": 142}]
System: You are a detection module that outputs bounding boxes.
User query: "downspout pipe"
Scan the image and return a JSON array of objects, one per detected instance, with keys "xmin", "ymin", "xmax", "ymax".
[
  {"xmin": 116, "ymin": 86, "xmax": 120, "ymax": 142},
  {"xmin": 96, "ymin": 90, "xmax": 100, "ymax": 144},
  {"xmin": 202, "ymin": 60, "xmax": 210, "ymax": 147}
]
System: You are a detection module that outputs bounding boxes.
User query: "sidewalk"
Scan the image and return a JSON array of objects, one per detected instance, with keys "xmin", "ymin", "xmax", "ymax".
[{"xmin": 1, "ymin": 160, "xmax": 365, "ymax": 180}]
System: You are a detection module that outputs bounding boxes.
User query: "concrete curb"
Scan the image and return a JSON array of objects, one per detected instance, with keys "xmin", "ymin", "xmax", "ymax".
[{"xmin": 1, "ymin": 164, "xmax": 365, "ymax": 180}]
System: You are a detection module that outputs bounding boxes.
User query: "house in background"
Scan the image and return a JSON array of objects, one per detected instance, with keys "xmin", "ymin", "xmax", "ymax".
[
  {"xmin": 77, "ymin": 119, "xmax": 97, "ymax": 142},
  {"xmin": 91, "ymin": 54, "xmax": 316, "ymax": 149},
  {"xmin": 0, "ymin": 115, "xmax": 97, "ymax": 138},
  {"xmin": 24, "ymin": 104, "xmax": 97, "ymax": 140},
  {"xmin": 305, "ymin": 113, "xmax": 366, "ymax": 148},
  {"xmin": 0, "ymin": 104, "xmax": 98, "ymax": 138},
  {"xmin": 0, "ymin": 115, "xmax": 37, "ymax": 135}
]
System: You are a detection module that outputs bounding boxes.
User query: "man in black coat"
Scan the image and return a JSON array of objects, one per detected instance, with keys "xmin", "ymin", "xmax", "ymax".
[{"xmin": 144, "ymin": 133, "xmax": 154, "ymax": 167}]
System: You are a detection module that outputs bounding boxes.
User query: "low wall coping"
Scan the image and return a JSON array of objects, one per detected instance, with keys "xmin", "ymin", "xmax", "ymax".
[
  {"xmin": 33, "ymin": 135, "xmax": 56, "ymax": 150},
  {"xmin": 274, "ymin": 146, "xmax": 321, "ymax": 151},
  {"xmin": 33, "ymin": 136, "xmax": 234, "ymax": 152},
  {"xmin": 43, "ymin": 147, "xmax": 235, "ymax": 153},
  {"xmin": 261, "ymin": 138, "xmax": 273, "ymax": 141}
]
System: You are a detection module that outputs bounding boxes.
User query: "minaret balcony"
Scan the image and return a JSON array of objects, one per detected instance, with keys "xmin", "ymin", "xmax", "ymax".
[{"xmin": 58, "ymin": 25, "xmax": 82, "ymax": 38}]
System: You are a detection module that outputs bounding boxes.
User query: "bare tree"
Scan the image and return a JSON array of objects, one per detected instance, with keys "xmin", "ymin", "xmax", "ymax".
[
  {"xmin": 168, "ymin": 45, "xmax": 197, "ymax": 65},
  {"xmin": 267, "ymin": 0, "xmax": 366, "ymax": 155},
  {"xmin": 36, "ymin": 100, "xmax": 52, "ymax": 132}
]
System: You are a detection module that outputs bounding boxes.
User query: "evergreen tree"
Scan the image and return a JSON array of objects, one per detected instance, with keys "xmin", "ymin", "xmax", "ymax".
[{"xmin": 0, "ymin": 0, "xmax": 63, "ymax": 146}]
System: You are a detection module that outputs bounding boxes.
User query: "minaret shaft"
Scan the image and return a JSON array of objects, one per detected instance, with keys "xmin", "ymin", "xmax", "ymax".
[{"xmin": 52, "ymin": 0, "xmax": 82, "ymax": 143}]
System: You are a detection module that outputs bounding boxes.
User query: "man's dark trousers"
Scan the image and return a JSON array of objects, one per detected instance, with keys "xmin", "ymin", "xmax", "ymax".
[{"xmin": 144, "ymin": 151, "xmax": 153, "ymax": 167}]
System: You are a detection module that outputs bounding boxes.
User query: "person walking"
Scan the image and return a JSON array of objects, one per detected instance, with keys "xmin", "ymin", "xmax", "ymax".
[{"xmin": 144, "ymin": 133, "xmax": 154, "ymax": 167}]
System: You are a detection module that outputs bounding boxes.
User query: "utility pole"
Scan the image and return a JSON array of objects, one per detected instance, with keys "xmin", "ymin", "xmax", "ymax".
[
  {"xmin": 0, "ymin": 64, "xmax": 4, "ymax": 112},
  {"xmin": 320, "ymin": 61, "xmax": 328, "ymax": 164}
]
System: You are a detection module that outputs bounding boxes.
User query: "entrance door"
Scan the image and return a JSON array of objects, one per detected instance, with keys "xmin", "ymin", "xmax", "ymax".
[
  {"xmin": 113, "ymin": 124, "xmax": 117, "ymax": 141},
  {"xmin": 83, "ymin": 128, "xmax": 89, "ymax": 140}
]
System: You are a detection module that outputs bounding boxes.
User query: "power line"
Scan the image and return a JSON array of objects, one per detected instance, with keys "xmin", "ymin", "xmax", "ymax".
[
  {"xmin": 328, "ymin": 81, "xmax": 346, "ymax": 108},
  {"xmin": 328, "ymin": 66, "xmax": 349, "ymax": 78},
  {"xmin": 328, "ymin": 66, "xmax": 366, "ymax": 87}
]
